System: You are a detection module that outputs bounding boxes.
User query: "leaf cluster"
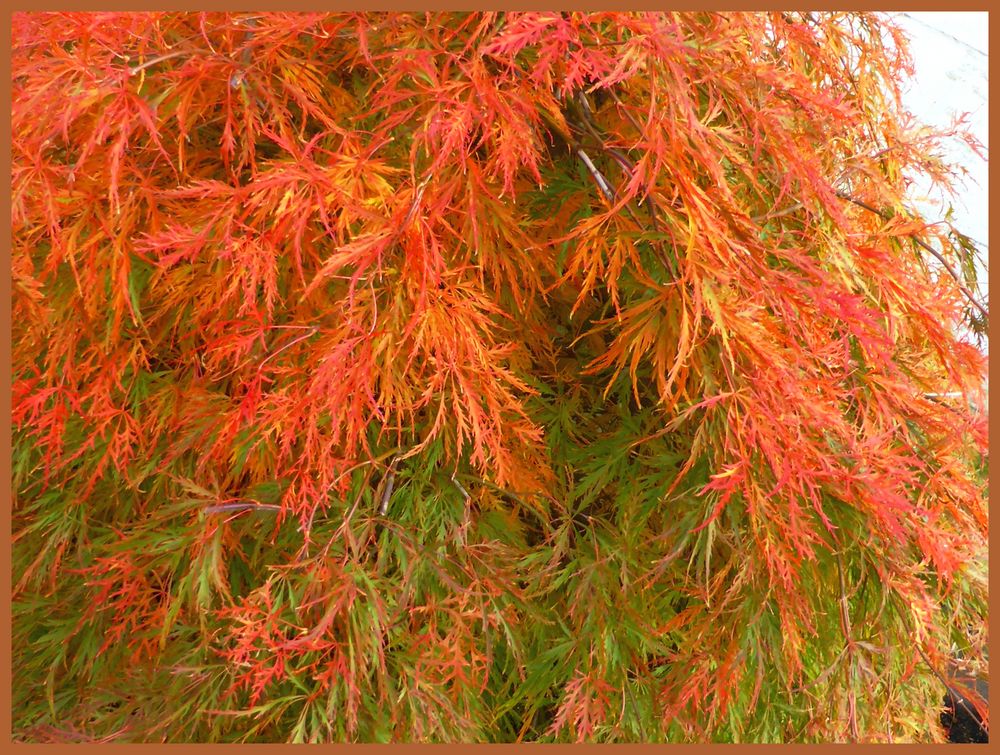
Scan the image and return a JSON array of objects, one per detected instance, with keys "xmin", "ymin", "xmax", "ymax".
[{"xmin": 12, "ymin": 11, "xmax": 988, "ymax": 743}]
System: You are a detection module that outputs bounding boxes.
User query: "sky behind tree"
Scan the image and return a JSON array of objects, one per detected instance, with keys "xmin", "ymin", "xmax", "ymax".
[{"xmin": 893, "ymin": 12, "xmax": 988, "ymax": 315}]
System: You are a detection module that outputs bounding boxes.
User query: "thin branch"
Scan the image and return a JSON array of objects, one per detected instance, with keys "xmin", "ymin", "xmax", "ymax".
[
  {"xmin": 127, "ymin": 50, "xmax": 189, "ymax": 76},
  {"xmin": 203, "ymin": 500, "xmax": 280, "ymax": 514},
  {"xmin": 303, "ymin": 465, "xmax": 378, "ymax": 563},
  {"xmin": 567, "ymin": 90, "xmax": 679, "ymax": 278},
  {"xmin": 607, "ymin": 87, "xmax": 645, "ymax": 139},
  {"xmin": 211, "ymin": 325, "xmax": 319, "ymax": 382},
  {"xmin": 255, "ymin": 326, "xmax": 318, "ymax": 374},
  {"xmin": 751, "ymin": 201, "xmax": 804, "ymax": 224},
  {"xmin": 835, "ymin": 190, "xmax": 988, "ymax": 320},
  {"xmin": 915, "ymin": 646, "xmax": 985, "ymax": 727},
  {"xmin": 451, "ymin": 473, "xmax": 471, "ymax": 502},
  {"xmin": 792, "ymin": 644, "xmax": 850, "ymax": 694},
  {"xmin": 836, "ymin": 554, "xmax": 860, "ymax": 741},
  {"xmin": 574, "ymin": 147, "xmax": 616, "ymax": 204},
  {"xmin": 296, "ymin": 454, "xmax": 397, "ymax": 562},
  {"xmin": 367, "ymin": 276, "xmax": 378, "ymax": 336},
  {"xmin": 378, "ymin": 172, "xmax": 434, "ymax": 272},
  {"xmin": 378, "ymin": 456, "xmax": 399, "ymax": 516}
]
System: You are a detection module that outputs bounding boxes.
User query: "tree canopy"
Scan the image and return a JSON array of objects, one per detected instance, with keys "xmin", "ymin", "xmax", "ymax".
[{"xmin": 12, "ymin": 11, "xmax": 988, "ymax": 743}]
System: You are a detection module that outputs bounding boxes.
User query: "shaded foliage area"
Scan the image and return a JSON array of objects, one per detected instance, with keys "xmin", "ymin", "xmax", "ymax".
[{"xmin": 12, "ymin": 11, "xmax": 988, "ymax": 743}]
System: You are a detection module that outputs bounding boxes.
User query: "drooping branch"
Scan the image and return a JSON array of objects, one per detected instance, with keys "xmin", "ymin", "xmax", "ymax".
[{"xmin": 835, "ymin": 190, "xmax": 988, "ymax": 321}]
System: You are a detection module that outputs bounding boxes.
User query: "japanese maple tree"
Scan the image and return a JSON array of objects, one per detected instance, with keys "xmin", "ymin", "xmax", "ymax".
[{"xmin": 12, "ymin": 11, "xmax": 988, "ymax": 743}]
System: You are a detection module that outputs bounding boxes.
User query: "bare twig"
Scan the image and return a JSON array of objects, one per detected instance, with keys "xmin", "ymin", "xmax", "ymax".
[
  {"xmin": 297, "ymin": 454, "xmax": 408, "ymax": 562},
  {"xmin": 835, "ymin": 554, "xmax": 860, "ymax": 741},
  {"xmin": 255, "ymin": 326, "xmax": 318, "ymax": 373},
  {"xmin": 751, "ymin": 201, "xmax": 805, "ymax": 224},
  {"xmin": 567, "ymin": 89, "xmax": 679, "ymax": 278},
  {"xmin": 378, "ymin": 456, "xmax": 399, "ymax": 517},
  {"xmin": 203, "ymin": 500, "xmax": 280, "ymax": 514},
  {"xmin": 211, "ymin": 324, "xmax": 318, "ymax": 382},
  {"xmin": 451, "ymin": 473, "xmax": 471, "ymax": 502},
  {"xmin": 792, "ymin": 644, "xmax": 851, "ymax": 695},
  {"xmin": 375, "ymin": 173, "xmax": 434, "ymax": 279},
  {"xmin": 127, "ymin": 50, "xmax": 189, "ymax": 76},
  {"xmin": 607, "ymin": 87, "xmax": 646, "ymax": 139},
  {"xmin": 299, "ymin": 465, "xmax": 378, "ymax": 563},
  {"xmin": 574, "ymin": 147, "xmax": 616, "ymax": 203}
]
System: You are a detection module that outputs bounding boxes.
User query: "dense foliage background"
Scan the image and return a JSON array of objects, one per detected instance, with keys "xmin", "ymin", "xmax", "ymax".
[{"xmin": 12, "ymin": 11, "xmax": 988, "ymax": 743}]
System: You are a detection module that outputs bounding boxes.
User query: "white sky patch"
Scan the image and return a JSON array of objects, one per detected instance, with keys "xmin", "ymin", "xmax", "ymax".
[
  {"xmin": 878, "ymin": 12, "xmax": 989, "ymax": 365},
  {"xmin": 889, "ymin": 12, "xmax": 988, "ymax": 295}
]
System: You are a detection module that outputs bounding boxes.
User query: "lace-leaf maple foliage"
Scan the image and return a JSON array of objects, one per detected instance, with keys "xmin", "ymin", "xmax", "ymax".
[{"xmin": 12, "ymin": 11, "xmax": 988, "ymax": 743}]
